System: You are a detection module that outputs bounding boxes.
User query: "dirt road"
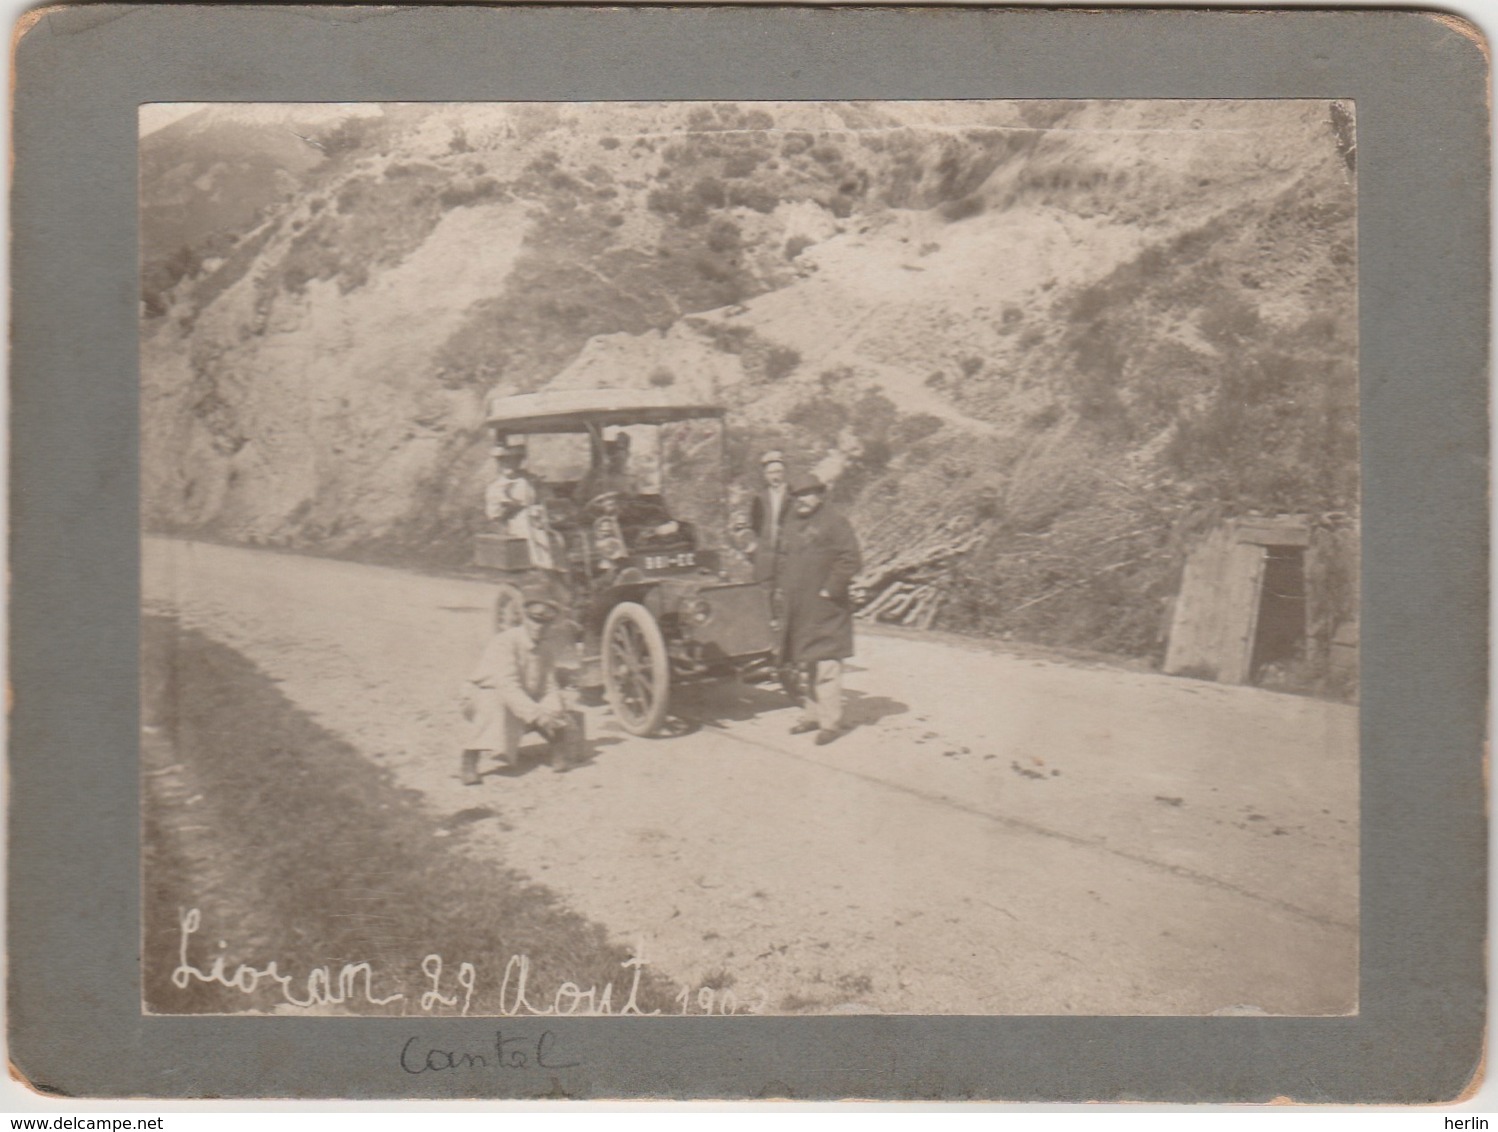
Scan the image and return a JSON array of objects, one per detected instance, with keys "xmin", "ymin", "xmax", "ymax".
[{"xmin": 142, "ymin": 537, "xmax": 1357, "ymax": 1016}]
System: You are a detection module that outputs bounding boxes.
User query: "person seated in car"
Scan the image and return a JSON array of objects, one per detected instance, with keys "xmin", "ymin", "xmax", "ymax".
[
  {"xmin": 588, "ymin": 490, "xmax": 694, "ymax": 571},
  {"xmin": 575, "ymin": 435, "xmax": 690, "ymax": 554},
  {"xmin": 589, "ymin": 491, "xmax": 631, "ymax": 567},
  {"xmin": 579, "ymin": 433, "xmax": 638, "ymax": 503}
]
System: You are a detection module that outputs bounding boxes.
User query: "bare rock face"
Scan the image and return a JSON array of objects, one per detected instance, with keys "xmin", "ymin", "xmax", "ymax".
[{"xmin": 141, "ymin": 100, "xmax": 1357, "ymax": 670}]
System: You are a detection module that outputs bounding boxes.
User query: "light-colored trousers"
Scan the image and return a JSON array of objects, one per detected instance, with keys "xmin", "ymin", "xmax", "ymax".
[
  {"xmin": 797, "ymin": 659, "xmax": 844, "ymax": 731},
  {"xmin": 464, "ymin": 685, "xmax": 565, "ymax": 763}
]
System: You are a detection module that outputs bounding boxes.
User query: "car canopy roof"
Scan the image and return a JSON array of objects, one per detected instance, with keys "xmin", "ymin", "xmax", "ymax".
[{"xmin": 486, "ymin": 388, "xmax": 725, "ymax": 433}]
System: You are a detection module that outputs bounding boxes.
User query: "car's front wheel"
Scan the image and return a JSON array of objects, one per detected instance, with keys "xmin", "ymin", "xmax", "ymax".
[{"xmin": 602, "ymin": 601, "xmax": 670, "ymax": 736}]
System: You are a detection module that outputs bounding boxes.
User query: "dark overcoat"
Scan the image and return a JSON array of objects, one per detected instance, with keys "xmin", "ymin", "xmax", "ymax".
[{"xmin": 777, "ymin": 503, "xmax": 863, "ymax": 663}]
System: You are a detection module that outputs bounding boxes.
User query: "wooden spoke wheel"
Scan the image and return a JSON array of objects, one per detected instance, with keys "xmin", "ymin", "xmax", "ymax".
[
  {"xmin": 493, "ymin": 582, "xmax": 526, "ymax": 633},
  {"xmin": 602, "ymin": 601, "xmax": 670, "ymax": 736}
]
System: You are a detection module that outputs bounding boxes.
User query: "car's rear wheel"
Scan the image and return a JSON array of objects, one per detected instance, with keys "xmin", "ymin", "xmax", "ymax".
[{"xmin": 602, "ymin": 601, "xmax": 670, "ymax": 736}]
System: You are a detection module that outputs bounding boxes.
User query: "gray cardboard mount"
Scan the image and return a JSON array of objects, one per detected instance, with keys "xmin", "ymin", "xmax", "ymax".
[{"xmin": 8, "ymin": 3, "xmax": 1489, "ymax": 1103}]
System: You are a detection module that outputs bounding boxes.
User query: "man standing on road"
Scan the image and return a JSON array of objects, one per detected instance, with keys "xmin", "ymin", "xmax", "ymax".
[
  {"xmin": 777, "ymin": 472, "xmax": 862, "ymax": 745},
  {"xmin": 460, "ymin": 584, "xmax": 581, "ymax": 785},
  {"xmin": 747, "ymin": 449, "xmax": 790, "ymax": 582}
]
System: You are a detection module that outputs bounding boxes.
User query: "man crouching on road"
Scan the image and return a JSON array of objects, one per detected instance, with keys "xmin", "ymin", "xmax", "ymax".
[
  {"xmin": 778, "ymin": 472, "xmax": 863, "ymax": 745},
  {"xmin": 460, "ymin": 584, "xmax": 581, "ymax": 784}
]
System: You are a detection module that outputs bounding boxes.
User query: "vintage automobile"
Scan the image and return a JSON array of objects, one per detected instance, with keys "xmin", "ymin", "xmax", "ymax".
[{"xmin": 475, "ymin": 388, "xmax": 779, "ymax": 736}]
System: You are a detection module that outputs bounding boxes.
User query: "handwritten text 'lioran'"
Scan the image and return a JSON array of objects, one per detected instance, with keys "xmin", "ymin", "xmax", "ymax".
[{"xmin": 171, "ymin": 906, "xmax": 664, "ymax": 1015}]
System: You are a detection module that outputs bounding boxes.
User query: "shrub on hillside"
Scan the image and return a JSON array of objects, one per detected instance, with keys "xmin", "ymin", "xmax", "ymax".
[
  {"xmin": 438, "ymin": 177, "xmax": 505, "ymax": 209},
  {"xmin": 693, "ymin": 177, "xmax": 727, "ymax": 208},
  {"xmin": 1064, "ymin": 320, "xmax": 1128, "ymax": 426},
  {"xmin": 1198, "ymin": 296, "xmax": 1261, "ymax": 347},
  {"xmin": 781, "ymin": 132, "xmax": 814, "ymax": 157},
  {"xmin": 385, "ymin": 161, "xmax": 440, "ymax": 179},
  {"xmin": 692, "ymin": 253, "xmax": 734, "ymax": 285},
  {"xmin": 316, "ymin": 115, "xmax": 384, "ymax": 160},
  {"xmin": 724, "ymin": 152, "xmax": 761, "ymax": 178},
  {"xmin": 647, "ymin": 186, "xmax": 709, "ymax": 227},
  {"xmin": 702, "ymin": 323, "xmax": 754, "ymax": 354},
  {"xmin": 141, "ymin": 242, "xmax": 206, "ymax": 314},
  {"xmin": 728, "ymin": 182, "xmax": 778, "ymax": 213},
  {"xmin": 336, "ymin": 181, "xmax": 365, "ymax": 214},
  {"xmin": 785, "ymin": 235, "xmax": 815, "ymax": 260},
  {"xmin": 940, "ymin": 194, "xmax": 986, "ymax": 222},
  {"xmin": 706, "ymin": 219, "xmax": 741, "ymax": 254},
  {"xmin": 763, "ymin": 345, "xmax": 801, "ymax": 381},
  {"xmin": 646, "ymin": 186, "xmax": 680, "ymax": 215},
  {"xmin": 784, "ymin": 395, "xmax": 846, "ymax": 438},
  {"xmin": 1027, "ymin": 404, "xmax": 1063, "ymax": 431},
  {"xmin": 739, "ymin": 108, "xmax": 775, "ymax": 132},
  {"xmin": 895, "ymin": 413, "xmax": 945, "ymax": 447}
]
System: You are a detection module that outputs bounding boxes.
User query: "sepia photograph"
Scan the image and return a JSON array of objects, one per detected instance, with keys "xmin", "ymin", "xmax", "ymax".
[{"xmin": 138, "ymin": 99, "xmax": 1359, "ymax": 1021}]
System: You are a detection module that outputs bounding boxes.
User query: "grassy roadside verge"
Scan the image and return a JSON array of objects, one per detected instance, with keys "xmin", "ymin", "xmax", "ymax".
[{"xmin": 142, "ymin": 614, "xmax": 677, "ymax": 1016}]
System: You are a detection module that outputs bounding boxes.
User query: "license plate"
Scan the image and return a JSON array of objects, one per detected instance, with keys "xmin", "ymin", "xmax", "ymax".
[{"xmin": 643, "ymin": 551, "xmax": 695, "ymax": 571}]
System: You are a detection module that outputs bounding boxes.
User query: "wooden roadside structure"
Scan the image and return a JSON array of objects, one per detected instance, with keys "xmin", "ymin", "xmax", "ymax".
[{"xmin": 1164, "ymin": 515, "xmax": 1318, "ymax": 686}]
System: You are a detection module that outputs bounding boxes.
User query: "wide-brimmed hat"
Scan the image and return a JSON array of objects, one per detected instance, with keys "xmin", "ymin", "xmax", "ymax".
[
  {"xmin": 788, "ymin": 472, "xmax": 827, "ymax": 496},
  {"xmin": 492, "ymin": 440, "xmax": 526, "ymax": 459},
  {"xmin": 760, "ymin": 449, "xmax": 786, "ymax": 467}
]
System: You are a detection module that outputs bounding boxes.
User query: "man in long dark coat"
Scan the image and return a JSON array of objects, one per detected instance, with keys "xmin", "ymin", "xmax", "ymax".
[{"xmin": 777, "ymin": 472, "xmax": 862, "ymax": 744}]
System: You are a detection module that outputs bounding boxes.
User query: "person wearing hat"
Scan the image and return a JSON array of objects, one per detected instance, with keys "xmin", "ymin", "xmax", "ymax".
[
  {"xmin": 776, "ymin": 472, "xmax": 863, "ymax": 744},
  {"xmin": 485, "ymin": 439, "xmax": 558, "ymax": 572},
  {"xmin": 747, "ymin": 450, "xmax": 790, "ymax": 582},
  {"xmin": 459, "ymin": 584, "xmax": 581, "ymax": 784}
]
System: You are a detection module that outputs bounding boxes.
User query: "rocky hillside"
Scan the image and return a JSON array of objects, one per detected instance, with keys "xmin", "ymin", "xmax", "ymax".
[{"xmin": 141, "ymin": 100, "xmax": 1358, "ymax": 678}]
